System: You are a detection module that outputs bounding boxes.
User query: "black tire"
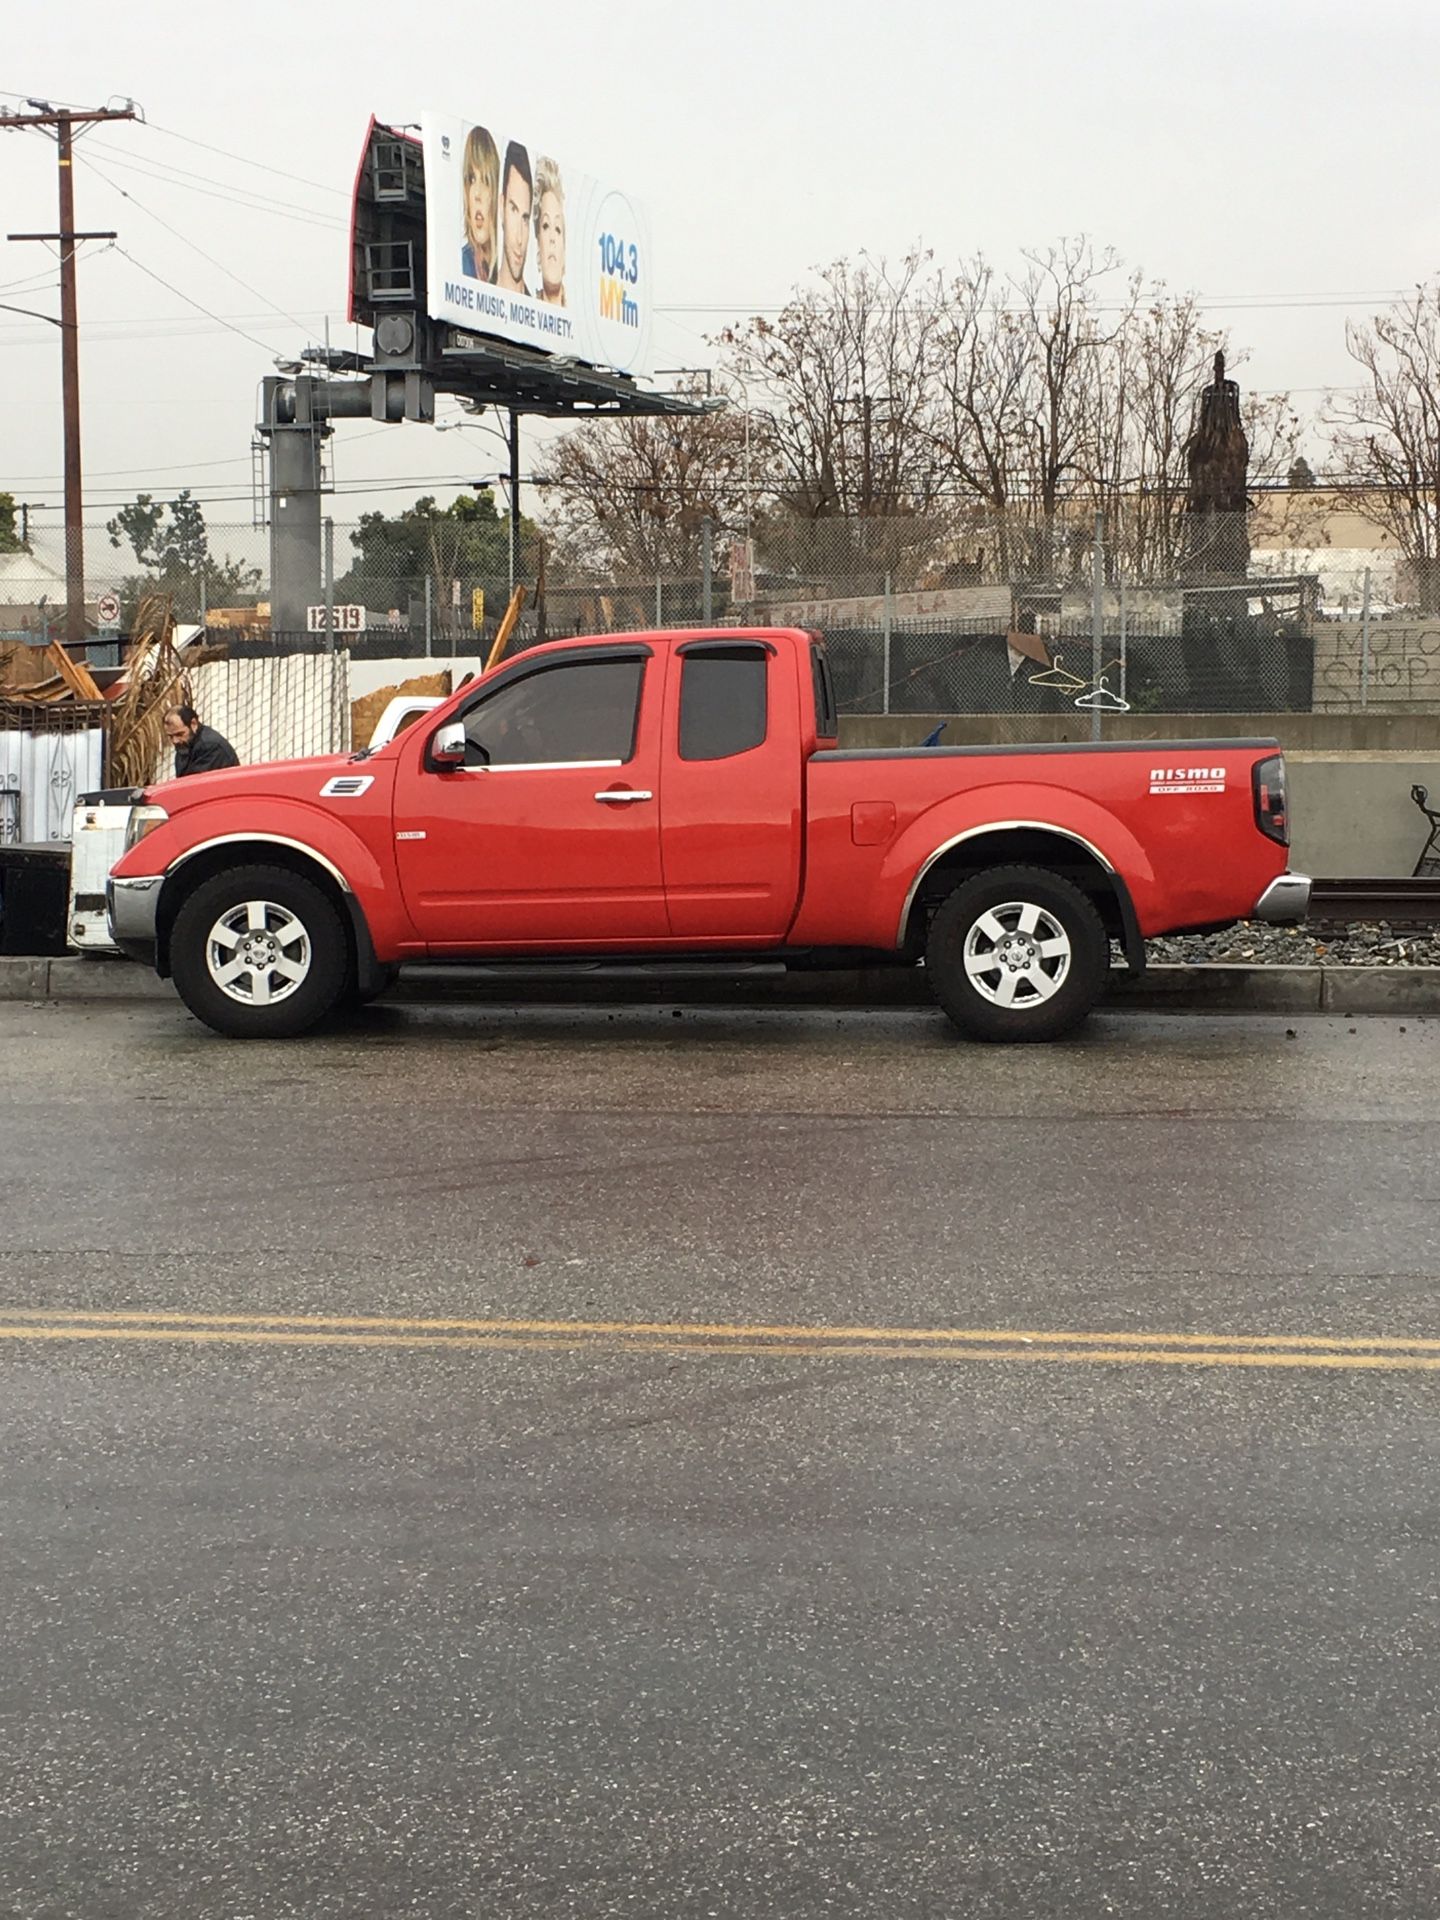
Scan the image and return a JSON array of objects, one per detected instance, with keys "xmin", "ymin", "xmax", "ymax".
[
  {"xmin": 924, "ymin": 863, "xmax": 1109, "ymax": 1043},
  {"xmin": 170, "ymin": 862, "xmax": 349, "ymax": 1038}
]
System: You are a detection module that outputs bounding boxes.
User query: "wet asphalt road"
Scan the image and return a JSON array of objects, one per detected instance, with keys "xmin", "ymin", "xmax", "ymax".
[{"xmin": 2, "ymin": 998, "xmax": 1440, "ymax": 1918}]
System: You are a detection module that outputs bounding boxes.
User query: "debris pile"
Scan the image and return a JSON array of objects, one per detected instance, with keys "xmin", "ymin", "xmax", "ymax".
[
  {"xmin": 105, "ymin": 597, "xmax": 195, "ymax": 789},
  {"xmin": 0, "ymin": 595, "xmax": 205, "ymax": 791}
]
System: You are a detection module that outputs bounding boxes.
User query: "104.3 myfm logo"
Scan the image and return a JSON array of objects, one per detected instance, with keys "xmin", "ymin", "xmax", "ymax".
[{"xmin": 596, "ymin": 230, "xmax": 641, "ymax": 328}]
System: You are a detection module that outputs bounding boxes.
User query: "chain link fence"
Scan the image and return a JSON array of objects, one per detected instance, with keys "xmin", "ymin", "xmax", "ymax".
[{"xmin": 2, "ymin": 508, "xmax": 1436, "ymax": 721}]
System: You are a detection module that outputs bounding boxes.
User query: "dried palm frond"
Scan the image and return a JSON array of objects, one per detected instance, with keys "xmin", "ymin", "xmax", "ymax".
[{"xmin": 108, "ymin": 594, "xmax": 193, "ymax": 789}]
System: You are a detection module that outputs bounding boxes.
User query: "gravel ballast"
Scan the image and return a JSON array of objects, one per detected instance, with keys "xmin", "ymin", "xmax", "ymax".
[{"xmin": 1148, "ymin": 921, "xmax": 1440, "ymax": 967}]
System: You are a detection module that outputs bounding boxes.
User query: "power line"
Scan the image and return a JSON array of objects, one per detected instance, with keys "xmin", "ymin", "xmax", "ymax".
[
  {"xmin": 81, "ymin": 141, "xmax": 347, "ymax": 231},
  {"xmin": 113, "ymin": 245, "xmax": 288, "ymax": 354},
  {"xmin": 20, "ymin": 472, "xmax": 522, "ymax": 508},
  {"xmin": 11, "ymin": 425, "xmax": 401, "ymax": 487},
  {"xmin": 0, "ymin": 307, "xmax": 335, "ymax": 343},
  {"xmin": 0, "ymin": 266, "xmax": 60, "ymax": 296},
  {"xmin": 8, "ymin": 451, "xmax": 256, "ymax": 484},
  {"xmin": 658, "ymin": 289, "xmax": 1420, "ymax": 318},
  {"xmin": 75, "ymin": 152, "xmax": 319, "ymax": 333},
  {"xmin": 88, "ymin": 136, "xmax": 344, "ymax": 211},
  {"xmin": 143, "ymin": 120, "xmax": 351, "ymax": 199}
]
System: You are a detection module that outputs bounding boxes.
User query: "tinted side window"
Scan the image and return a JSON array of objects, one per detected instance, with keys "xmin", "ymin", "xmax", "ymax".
[
  {"xmin": 463, "ymin": 658, "xmax": 643, "ymax": 767},
  {"xmin": 678, "ymin": 648, "xmax": 768, "ymax": 761}
]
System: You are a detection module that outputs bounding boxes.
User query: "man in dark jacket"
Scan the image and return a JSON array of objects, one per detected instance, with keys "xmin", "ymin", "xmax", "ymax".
[{"xmin": 163, "ymin": 706, "xmax": 240, "ymax": 778}]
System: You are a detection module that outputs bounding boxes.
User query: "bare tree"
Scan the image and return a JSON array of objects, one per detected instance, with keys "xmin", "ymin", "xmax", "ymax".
[
  {"xmin": 706, "ymin": 235, "xmax": 1310, "ymax": 597},
  {"xmin": 534, "ymin": 386, "xmax": 753, "ymax": 585},
  {"xmin": 925, "ymin": 255, "xmax": 1034, "ymax": 575},
  {"xmin": 1327, "ymin": 284, "xmax": 1440, "ymax": 607},
  {"xmin": 1012, "ymin": 238, "xmax": 1123, "ymax": 573},
  {"xmin": 720, "ymin": 251, "xmax": 946, "ymax": 518},
  {"xmin": 926, "ymin": 239, "xmax": 1134, "ymax": 579}
]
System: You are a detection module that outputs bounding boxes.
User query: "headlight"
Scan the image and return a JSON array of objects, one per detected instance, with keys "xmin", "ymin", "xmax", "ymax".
[{"xmin": 124, "ymin": 804, "xmax": 169, "ymax": 851}]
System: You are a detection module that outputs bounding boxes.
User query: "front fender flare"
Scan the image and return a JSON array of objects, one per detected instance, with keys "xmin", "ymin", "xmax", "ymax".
[
  {"xmin": 167, "ymin": 831, "xmax": 353, "ymax": 893},
  {"xmin": 152, "ymin": 802, "xmax": 412, "ymax": 972}
]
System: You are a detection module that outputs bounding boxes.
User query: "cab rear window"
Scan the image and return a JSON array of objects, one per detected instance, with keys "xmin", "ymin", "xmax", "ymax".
[{"xmin": 678, "ymin": 646, "xmax": 768, "ymax": 761}]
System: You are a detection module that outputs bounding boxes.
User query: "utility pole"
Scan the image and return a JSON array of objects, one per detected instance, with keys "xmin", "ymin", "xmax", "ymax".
[{"xmin": 2, "ymin": 98, "xmax": 138, "ymax": 647}]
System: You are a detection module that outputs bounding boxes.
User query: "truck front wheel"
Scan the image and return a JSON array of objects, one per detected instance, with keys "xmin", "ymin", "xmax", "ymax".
[
  {"xmin": 170, "ymin": 863, "xmax": 350, "ymax": 1038},
  {"xmin": 925, "ymin": 864, "xmax": 1109, "ymax": 1043}
]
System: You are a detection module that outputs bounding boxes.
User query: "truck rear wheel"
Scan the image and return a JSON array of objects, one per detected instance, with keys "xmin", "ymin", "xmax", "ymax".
[
  {"xmin": 170, "ymin": 863, "xmax": 349, "ymax": 1038},
  {"xmin": 925, "ymin": 864, "xmax": 1109, "ymax": 1043}
]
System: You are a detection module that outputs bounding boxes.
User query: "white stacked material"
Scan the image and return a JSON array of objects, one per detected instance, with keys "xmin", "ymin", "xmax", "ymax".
[{"xmin": 0, "ymin": 726, "xmax": 104, "ymax": 843}]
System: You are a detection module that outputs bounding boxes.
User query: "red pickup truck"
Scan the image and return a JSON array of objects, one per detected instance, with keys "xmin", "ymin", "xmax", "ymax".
[{"xmin": 108, "ymin": 626, "xmax": 1308, "ymax": 1042}]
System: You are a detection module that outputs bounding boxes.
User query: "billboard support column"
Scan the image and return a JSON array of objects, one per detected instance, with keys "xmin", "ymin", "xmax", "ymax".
[
  {"xmin": 323, "ymin": 518, "xmax": 335, "ymax": 657},
  {"xmin": 508, "ymin": 409, "xmax": 520, "ymax": 599},
  {"xmin": 261, "ymin": 375, "xmax": 326, "ymax": 638}
]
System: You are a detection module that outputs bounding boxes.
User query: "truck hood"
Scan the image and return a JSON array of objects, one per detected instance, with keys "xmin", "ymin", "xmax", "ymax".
[{"xmin": 144, "ymin": 753, "xmax": 359, "ymax": 810}]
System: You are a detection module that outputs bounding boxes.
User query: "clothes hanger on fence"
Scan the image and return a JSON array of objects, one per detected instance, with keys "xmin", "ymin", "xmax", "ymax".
[
  {"xmin": 1073, "ymin": 676, "xmax": 1130, "ymax": 713},
  {"xmin": 1029, "ymin": 654, "xmax": 1086, "ymax": 689}
]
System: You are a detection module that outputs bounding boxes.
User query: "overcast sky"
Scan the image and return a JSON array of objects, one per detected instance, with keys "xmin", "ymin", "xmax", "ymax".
[{"xmin": 4, "ymin": 0, "xmax": 1437, "ymax": 546}]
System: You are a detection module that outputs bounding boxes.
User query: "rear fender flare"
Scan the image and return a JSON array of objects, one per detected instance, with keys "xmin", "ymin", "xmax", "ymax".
[{"xmin": 888, "ymin": 790, "xmax": 1155, "ymax": 958}]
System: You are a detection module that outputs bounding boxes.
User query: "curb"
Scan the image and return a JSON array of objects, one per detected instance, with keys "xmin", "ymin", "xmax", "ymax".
[{"xmin": 5, "ymin": 954, "xmax": 1440, "ymax": 1017}]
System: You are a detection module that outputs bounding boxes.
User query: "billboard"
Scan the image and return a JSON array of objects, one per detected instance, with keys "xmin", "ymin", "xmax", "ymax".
[{"xmin": 422, "ymin": 111, "xmax": 653, "ymax": 379}]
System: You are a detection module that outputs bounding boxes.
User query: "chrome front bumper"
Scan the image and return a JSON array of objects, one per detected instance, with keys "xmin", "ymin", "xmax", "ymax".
[
  {"xmin": 106, "ymin": 873, "xmax": 162, "ymax": 966},
  {"xmin": 1253, "ymin": 872, "xmax": 1312, "ymax": 924}
]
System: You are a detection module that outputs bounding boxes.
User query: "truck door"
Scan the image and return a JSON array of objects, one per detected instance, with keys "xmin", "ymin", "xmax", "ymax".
[
  {"xmin": 393, "ymin": 643, "xmax": 667, "ymax": 950},
  {"xmin": 660, "ymin": 638, "xmax": 802, "ymax": 943}
]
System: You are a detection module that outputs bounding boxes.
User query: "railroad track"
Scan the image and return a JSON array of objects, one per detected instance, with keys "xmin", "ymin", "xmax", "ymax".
[{"xmin": 1309, "ymin": 876, "xmax": 1440, "ymax": 932}]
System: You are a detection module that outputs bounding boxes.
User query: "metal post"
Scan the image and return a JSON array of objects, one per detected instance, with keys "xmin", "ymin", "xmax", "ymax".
[
  {"xmin": 1359, "ymin": 566, "xmax": 1373, "ymax": 709},
  {"xmin": 655, "ymin": 572, "xmax": 662, "ymax": 627},
  {"xmin": 743, "ymin": 406, "xmax": 752, "ymax": 546},
  {"xmin": 424, "ymin": 575, "xmax": 433, "ymax": 658},
  {"xmin": 508, "ymin": 408, "xmax": 520, "ymax": 599},
  {"xmin": 701, "ymin": 515, "xmax": 713, "ymax": 624},
  {"xmin": 1091, "ymin": 511, "xmax": 1104, "ymax": 741},
  {"xmin": 1118, "ymin": 575, "xmax": 1127, "ymax": 707},
  {"xmin": 323, "ymin": 517, "xmax": 335, "ymax": 655},
  {"xmin": 882, "ymin": 570, "xmax": 893, "ymax": 715}
]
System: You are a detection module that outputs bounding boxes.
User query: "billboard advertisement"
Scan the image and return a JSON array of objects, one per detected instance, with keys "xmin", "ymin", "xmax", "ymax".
[{"xmin": 422, "ymin": 111, "xmax": 653, "ymax": 379}]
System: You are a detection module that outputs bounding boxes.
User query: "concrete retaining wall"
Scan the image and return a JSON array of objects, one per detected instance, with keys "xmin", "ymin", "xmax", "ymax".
[
  {"xmin": 1286, "ymin": 755, "xmax": 1437, "ymax": 877},
  {"xmin": 835, "ymin": 717, "xmax": 1438, "ymax": 875}
]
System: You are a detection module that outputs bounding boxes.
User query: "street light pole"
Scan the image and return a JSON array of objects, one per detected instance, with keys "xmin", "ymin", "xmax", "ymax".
[{"xmin": 508, "ymin": 409, "xmax": 520, "ymax": 601}]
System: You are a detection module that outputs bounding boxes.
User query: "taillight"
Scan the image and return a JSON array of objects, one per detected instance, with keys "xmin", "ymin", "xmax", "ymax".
[{"xmin": 1253, "ymin": 753, "xmax": 1288, "ymax": 846}]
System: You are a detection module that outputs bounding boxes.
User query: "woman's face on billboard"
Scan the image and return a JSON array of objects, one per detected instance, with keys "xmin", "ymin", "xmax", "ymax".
[
  {"xmin": 466, "ymin": 172, "xmax": 494, "ymax": 264},
  {"xmin": 537, "ymin": 189, "xmax": 565, "ymax": 294}
]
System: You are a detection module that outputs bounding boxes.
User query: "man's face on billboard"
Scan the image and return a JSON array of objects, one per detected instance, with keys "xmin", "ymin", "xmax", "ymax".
[{"xmin": 503, "ymin": 165, "xmax": 532, "ymax": 285}]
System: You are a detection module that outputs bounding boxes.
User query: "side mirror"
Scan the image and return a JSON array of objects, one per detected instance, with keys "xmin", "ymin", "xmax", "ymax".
[{"xmin": 430, "ymin": 721, "xmax": 467, "ymax": 770}]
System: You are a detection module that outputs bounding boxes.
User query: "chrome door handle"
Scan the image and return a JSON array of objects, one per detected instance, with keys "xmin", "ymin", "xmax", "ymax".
[{"xmin": 594, "ymin": 789, "xmax": 653, "ymax": 804}]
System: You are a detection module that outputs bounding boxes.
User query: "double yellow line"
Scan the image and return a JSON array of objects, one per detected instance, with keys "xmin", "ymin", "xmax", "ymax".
[{"xmin": 1, "ymin": 1308, "xmax": 1438, "ymax": 1371}]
